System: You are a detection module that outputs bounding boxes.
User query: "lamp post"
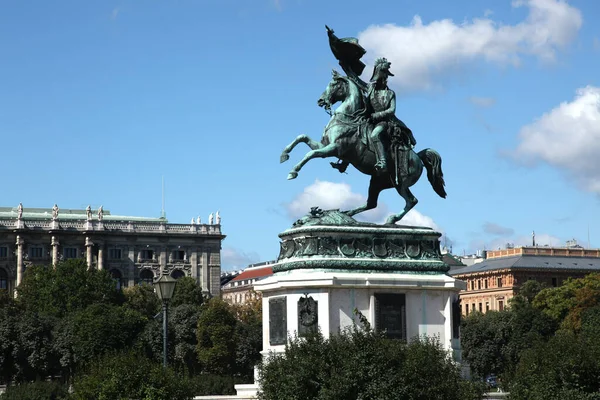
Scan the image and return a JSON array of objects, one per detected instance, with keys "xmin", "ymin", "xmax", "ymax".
[{"xmin": 154, "ymin": 274, "xmax": 177, "ymax": 367}]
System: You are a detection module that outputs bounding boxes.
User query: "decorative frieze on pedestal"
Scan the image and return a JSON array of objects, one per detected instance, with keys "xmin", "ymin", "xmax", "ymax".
[{"xmin": 276, "ymin": 210, "xmax": 448, "ymax": 273}]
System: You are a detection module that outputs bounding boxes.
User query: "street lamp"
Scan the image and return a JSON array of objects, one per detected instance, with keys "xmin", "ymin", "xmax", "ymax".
[{"xmin": 154, "ymin": 274, "xmax": 177, "ymax": 367}]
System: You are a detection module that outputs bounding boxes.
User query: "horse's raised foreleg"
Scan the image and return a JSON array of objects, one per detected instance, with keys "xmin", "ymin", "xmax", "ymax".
[
  {"xmin": 287, "ymin": 143, "xmax": 338, "ymax": 180},
  {"xmin": 344, "ymin": 176, "xmax": 387, "ymax": 217},
  {"xmin": 280, "ymin": 134, "xmax": 322, "ymax": 163},
  {"xmin": 386, "ymin": 184, "xmax": 418, "ymax": 224}
]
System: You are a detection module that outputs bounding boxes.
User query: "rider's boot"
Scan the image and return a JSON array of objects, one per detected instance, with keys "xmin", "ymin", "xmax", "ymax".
[
  {"xmin": 330, "ymin": 160, "xmax": 349, "ymax": 173},
  {"xmin": 372, "ymin": 138, "xmax": 388, "ymax": 173}
]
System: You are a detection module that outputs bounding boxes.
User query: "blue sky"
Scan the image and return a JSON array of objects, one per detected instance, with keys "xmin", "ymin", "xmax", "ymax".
[{"xmin": 1, "ymin": 0, "xmax": 599, "ymax": 269}]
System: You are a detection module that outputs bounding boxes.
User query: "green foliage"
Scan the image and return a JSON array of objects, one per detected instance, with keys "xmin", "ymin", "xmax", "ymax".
[
  {"xmin": 1, "ymin": 380, "xmax": 69, "ymax": 400},
  {"xmin": 0, "ymin": 289, "xmax": 14, "ymax": 308},
  {"xmin": 53, "ymin": 303, "xmax": 146, "ymax": 376},
  {"xmin": 534, "ymin": 273, "xmax": 600, "ymax": 331},
  {"xmin": 461, "ymin": 297, "xmax": 556, "ymax": 382},
  {"xmin": 170, "ymin": 277, "xmax": 204, "ymax": 308},
  {"xmin": 196, "ymin": 298, "xmax": 237, "ymax": 375},
  {"xmin": 258, "ymin": 325, "xmax": 482, "ymax": 400},
  {"xmin": 122, "ymin": 283, "xmax": 160, "ymax": 319},
  {"xmin": 71, "ymin": 351, "xmax": 194, "ymax": 400},
  {"xmin": 0, "ymin": 305, "xmax": 58, "ymax": 383},
  {"xmin": 16, "ymin": 259, "xmax": 122, "ymax": 317},
  {"xmin": 187, "ymin": 374, "xmax": 236, "ymax": 396},
  {"xmin": 510, "ymin": 331, "xmax": 600, "ymax": 400},
  {"xmin": 515, "ymin": 279, "xmax": 545, "ymax": 303},
  {"xmin": 232, "ymin": 295, "xmax": 263, "ymax": 380}
]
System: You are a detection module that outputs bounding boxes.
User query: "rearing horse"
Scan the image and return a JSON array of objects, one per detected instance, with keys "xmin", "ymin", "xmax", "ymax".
[{"xmin": 280, "ymin": 70, "xmax": 446, "ymax": 224}]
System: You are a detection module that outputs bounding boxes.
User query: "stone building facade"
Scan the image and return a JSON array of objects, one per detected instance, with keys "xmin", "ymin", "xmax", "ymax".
[
  {"xmin": 450, "ymin": 246, "xmax": 600, "ymax": 315},
  {"xmin": 0, "ymin": 205, "xmax": 225, "ymax": 297}
]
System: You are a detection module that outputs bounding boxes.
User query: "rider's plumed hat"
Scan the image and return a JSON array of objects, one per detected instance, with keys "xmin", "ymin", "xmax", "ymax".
[{"xmin": 370, "ymin": 57, "xmax": 394, "ymax": 82}]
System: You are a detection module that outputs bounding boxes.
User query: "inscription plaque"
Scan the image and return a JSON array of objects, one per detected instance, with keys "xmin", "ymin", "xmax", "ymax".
[
  {"xmin": 298, "ymin": 295, "xmax": 318, "ymax": 337},
  {"xmin": 269, "ymin": 297, "xmax": 287, "ymax": 345},
  {"xmin": 375, "ymin": 293, "xmax": 406, "ymax": 340},
  {"xmin": 452, "ymin": 298, "xmax": 461, "ymax": 339}
]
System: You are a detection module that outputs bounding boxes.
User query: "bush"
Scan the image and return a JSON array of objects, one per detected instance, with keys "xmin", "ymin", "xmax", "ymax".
[
  {"xmin": 187, "ymin": 374, "xmax": 236, "ymax": 396},
  {"xmin": 1, "ymin": 380, "xmax": 69, "ymax": 400},
  {"xmin": 71, "ymin": 351, "xmax": 194, "ymax": 400},
  {"xmin": 258, "ymin": 321, "xmax": 482, "ymax": 400}
]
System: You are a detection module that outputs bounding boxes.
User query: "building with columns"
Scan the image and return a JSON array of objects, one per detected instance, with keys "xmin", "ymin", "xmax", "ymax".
[
  {"xmin": 450, "ymin": 244, "xmax": 600, "ymax": 315},
  {"xmin": 0, "ymin": 205, "xmax": 225, "ymax": 296}
]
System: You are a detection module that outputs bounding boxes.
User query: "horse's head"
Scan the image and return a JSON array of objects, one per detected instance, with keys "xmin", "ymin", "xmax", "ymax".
[{"xmin": 318, "ymin": 70, "xmax": 348, "ymax": 110}]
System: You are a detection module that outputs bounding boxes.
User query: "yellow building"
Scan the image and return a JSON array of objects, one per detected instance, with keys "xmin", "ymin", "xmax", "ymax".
[{"xmin": 450, "ymin": 246, "xmax": 600, "ymax": 315}]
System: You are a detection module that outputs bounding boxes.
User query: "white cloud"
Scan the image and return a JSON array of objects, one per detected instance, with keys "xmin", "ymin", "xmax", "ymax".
[
  {"xmin": 357, "ymin": 0, "xmax": 582, "ymax": 90},
  {"xmin": 469, "ymin": 232, "xmax": 562, "ymax": 252},
  {"xmin": 469, "ymin": 96, "xmax": 496, "ymax": 108},
  {"xmin": 483, "ymin": 222, "xmax": 515, "ymax": 236},
  {"xmin": 221, "ymin": 247, "xmax": 261, "ymax": 271},
  {"xmin": 286, "ymin": 179, "xmax": 385, "ymax": 220},
  {"xmin": 286, "ymin": 179, "xmax": 442, "ymax": 229},
  {"xmin": 484, "ymin": 9, "xmax": 494, "ymax": 17},
  {"xmin": 513, "ymin": 86, "xmax": 600, "ymax": 194},
  {"xmin": 593, "ymin": 37, "xmax": 600, "ymax": 51}
]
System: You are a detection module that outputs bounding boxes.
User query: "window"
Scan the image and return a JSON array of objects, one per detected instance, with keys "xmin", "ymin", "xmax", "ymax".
[
  {"xmin": 29, "ymin": 246, "xmax": 44, "ymax": 259},
  {"xmin": 497, "ymin": 277, "xmax": 503, "ymax": 288},
  {"xmin": 486, "ymin": 302, "xmax": 490, "ymax": 312},
  {"xmin": 465, "ymin": 304, "xmax": 469, "ymax": 315},
  {"xmin": 64, "ymin": 247, "xmax": 77, "ymax": 259},
  {"xmin": 479, "ymin": 303, "xmax": 483, "ymax": 312},
  {"xmin": 139, "ymin": 269, "xmax": 154, "ymax": 285},
  {"xmin": 171, "ymin": 269, "xmax": 185, "ymax": 279},
  {"xmin": 0, "ymin": 247, "xmax": 7, "ymax": 258},
  {"xmin": 552, "ymin": 277, "xmax": 558, "ymax": 287},
  {"xmin": 484, "ymin": 279, "xmax": 488, "ymax": 289},
  {"xmin": 498, "ymin": 300, "xmax": 504, "ymax": 311},
  {"xmin": 141, "ymin": 250, "xmax": 154, "ymax": 260},
  {"xmin": 0, "ymin": 268, "xmax": 7, "ymax": 290},
  {"xmin": 477, "ymin": 280, "xmax": 481, "ymax": 290},
  {"xmin": 109, "ymin": 248, "xmax": 122, "ymax": 260},
  {"xmin": 172, "ymin": 250, "xmax": 185, "ymax": 261}
]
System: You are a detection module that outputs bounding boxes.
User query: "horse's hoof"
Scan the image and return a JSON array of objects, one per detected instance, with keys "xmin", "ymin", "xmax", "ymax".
[
  {"xmin": 280, "ymin": 153, "xmax": 289, "ymax": 163},
  {"xmin": 287, "ymin": 172, "xmax": 298, "ymax": 180}
]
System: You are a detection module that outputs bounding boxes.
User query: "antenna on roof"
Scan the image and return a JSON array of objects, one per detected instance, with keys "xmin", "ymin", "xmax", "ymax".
[
  {"xmin": 161, "ymin": 175, "xmax": 166, "ymax": 219},
  {"xmin": 532, "ymin": 230, "xmax": 536, "ymax": 247},
  {"xmin": 588, "ymin": 224, "xmax": 591, "ymax": 249}
]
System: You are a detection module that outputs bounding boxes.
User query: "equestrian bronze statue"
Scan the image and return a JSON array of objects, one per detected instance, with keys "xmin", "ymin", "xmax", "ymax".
[{"xmin": 280, "ymin": 26, "xmax": 446, "ymax": 224}]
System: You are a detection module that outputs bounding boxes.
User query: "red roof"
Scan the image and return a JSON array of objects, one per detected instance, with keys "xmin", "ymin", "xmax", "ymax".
[{"xmin": 230, "ymin": 266, "xmax": 273, "ymax": 282}]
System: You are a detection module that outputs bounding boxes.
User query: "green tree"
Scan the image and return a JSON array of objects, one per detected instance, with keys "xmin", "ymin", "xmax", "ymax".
[
  {"xmin": 461, "ymin": 294, "xmax": 556, "ymax": 383},
  {"xmin": 258, "ymin": 324, "xmax": 482, "ymax": 400},
  {"xmin": 16, "ymin": 259, "xmax": 122, "ymax": 317},
  {"xmin": 54, "ymin": 303, "xmax": 146, "ymax": 377},
  {"xmin": 123, "ymin": 282, "xmax": 161, "ymax": 319},
  {"xmin": 0, "ymin": 380, "xmax": 69, "ymax": 400},
  {"xmin": 196, "ymin": 298, "xmax": 237, "ymax": 375},
  {"xmin": 170, "ymin": 277, "xmax": 204, "ymax": 308},
  {"xmin": 510, "ymin": 331, "xmax": 600, "ymax": 400},
  {"xmin": 535, "ymin": 273, "xmax": 600, "ymax": 332},
  {"xmin": 232, "ymin": 295, "xmax": 263, "ymax": 380}
]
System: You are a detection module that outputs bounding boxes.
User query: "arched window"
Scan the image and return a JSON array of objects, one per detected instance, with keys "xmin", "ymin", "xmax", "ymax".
[
  {"xmin": 139, "ymin": 269, "xmax": 154, "ymax": 285},
  {"xmin": 110, "ymin": 269, "xmax": 123, "ymax": 290},
  {"xmin": 171, "ymin": 269, "xmax": 185, "ymax": 280},
  {"xmin": 0, "ymin": 268, "xmax": 8, "ymax": 290}
]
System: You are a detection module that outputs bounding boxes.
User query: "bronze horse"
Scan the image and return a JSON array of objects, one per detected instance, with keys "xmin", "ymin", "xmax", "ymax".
[{"xmin": 280, "ymin": 70, "xmax": 446, "ymax": 224}]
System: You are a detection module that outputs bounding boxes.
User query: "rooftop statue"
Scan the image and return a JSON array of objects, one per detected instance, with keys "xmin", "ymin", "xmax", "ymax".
[{"xmin": 280, "ymin": 26, "xmax": 446, "ymax": 224}]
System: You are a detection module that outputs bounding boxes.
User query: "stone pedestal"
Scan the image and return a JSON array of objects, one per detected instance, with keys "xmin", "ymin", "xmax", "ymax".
[{"xmin": 237, "ymin": 210, "xmax": 466, "ymax": 398}]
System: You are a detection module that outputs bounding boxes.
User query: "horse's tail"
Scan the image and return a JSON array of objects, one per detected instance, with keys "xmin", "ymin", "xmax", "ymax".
[{"xmin": 417, "ymin": 148, "xmax": 447, "ymax": 199}]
